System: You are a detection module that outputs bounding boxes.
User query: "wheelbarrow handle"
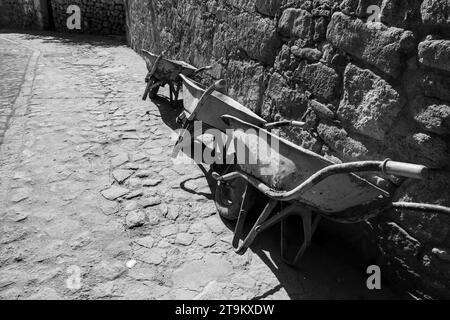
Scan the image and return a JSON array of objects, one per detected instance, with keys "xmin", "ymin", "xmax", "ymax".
[
  {"xmin": 188, "ymin": 79, "xmax": 225, "ymax": 121},
  {"xmin": 143, "ymin": 49, "xmax": 167, "ymax": 76},
  {"xmin": 382, "ymin": 160, "xmax": 429, "ymax": 180},
  {"xmin": 194, "ymin": 57, "xmax": 225, "ymax": 75},
  {"xmin": 264, "ymin": 120, "xmax": 306, "ymax": 130},
  {"xmin": 194, "ymin": 65, "xmax": 213, "ymax": 74},
  {"xmin": 392, "ymin": 202, "xmax": 450, "ymax": 216},
  {"xmin": 214, "ymin": 160, "xmax": 435, "ymax": 203}
]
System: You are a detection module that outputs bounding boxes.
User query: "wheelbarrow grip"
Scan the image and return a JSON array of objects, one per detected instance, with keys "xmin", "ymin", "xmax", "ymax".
[
  {"xmin": 194, "ymin": 57, "xmax": 225, "ymax": 75},
  {"xmin": 264, "ymin": 120, "xmax": 306, "ymax": 130},
  {"xmin": 194, "ymin": 65, "xmax": 212, "ymax": 75},
  {"xmin": 383, "ymin": 160, "xmax": 429, "ymax": 180},
  {"xmin": 264, "ymin": 120, "xmax": 291, "ymax": 130}
]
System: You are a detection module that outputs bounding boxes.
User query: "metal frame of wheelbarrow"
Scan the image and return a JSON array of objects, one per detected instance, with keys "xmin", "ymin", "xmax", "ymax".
[{"xmin": 213, "ymin": 160, "xmax": 450, "ymax": 266}]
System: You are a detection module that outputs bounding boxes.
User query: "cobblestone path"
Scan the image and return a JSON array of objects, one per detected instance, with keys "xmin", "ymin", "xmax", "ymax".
[
  {"xmin": 0, "ymin": 37, "xmax": 33, "ymax": 145},
  {"xmin": 0, "ymin": 32, "xmax": 396, "ymax": 300}
]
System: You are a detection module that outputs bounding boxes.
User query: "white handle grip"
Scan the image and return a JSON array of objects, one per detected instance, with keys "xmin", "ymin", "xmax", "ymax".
[{"xmin": 384, "ymin": 161, "xmax": 429, "ymax": 180}]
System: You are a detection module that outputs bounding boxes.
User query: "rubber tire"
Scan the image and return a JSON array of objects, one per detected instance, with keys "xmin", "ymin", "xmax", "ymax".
[
  {"xmin": 214, "ymin": 169, "xmax": 256, "ymax": 221},
  {"xmin": 148, "ymin": 84, "xmax": 160, "ymax": 99}
]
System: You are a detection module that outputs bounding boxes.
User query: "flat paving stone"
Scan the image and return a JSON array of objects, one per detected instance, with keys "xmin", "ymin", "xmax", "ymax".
[
  {"xmin": 126, "ymin": 211, "xmax": 146, "ymax": 229},
  {"xmin": 101, "ymin": 186, "xmax": 130, "ymax": 201},
  {"xmin": 175, "ymin": 233, "xmax": 194, "ymax": 246},
  {"xmin": 112, "ymin": 169, "xmax": 134, "ymax": 183}
]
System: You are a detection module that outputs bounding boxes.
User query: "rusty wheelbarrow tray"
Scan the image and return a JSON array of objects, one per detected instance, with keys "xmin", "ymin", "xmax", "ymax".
[
  {"xmin": 141, "ymin": 49, "xmax": 210, "ymax": 105},
  {"xmin": 210, "ymin": 115, "xmax": 450, "ymax": 265}
]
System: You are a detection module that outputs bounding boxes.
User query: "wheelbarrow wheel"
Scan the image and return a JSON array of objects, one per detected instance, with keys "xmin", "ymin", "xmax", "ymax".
[
  {"xmin": 148, "ymin": 81, "xmax": 160, "ymax": 99},
  {"xmin": 214, "ymin": 175, "xmax": 255, "ymax": 221}
]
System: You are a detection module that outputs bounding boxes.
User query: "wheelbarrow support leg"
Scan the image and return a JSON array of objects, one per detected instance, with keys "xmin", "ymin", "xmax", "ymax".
[
  {"xmin": 174, "ymin": 82, "xmax": 181, "ymax": 105},
  {"xmin": 142, "ymin": 77, "xmax": 154, "ymax": 101},
  {"xmin": 232, "ymin": 182, "xmax": 251, "ymax": 249},
  {"xmin": 281, "ymin": 209, "xmax": 321, "ymax": 266},
  {"xmin": 234, "ymin": 199, "xmax": 278, "ymax": 255},
  {"xmin": 169, "ymin": 82, "xmax": 177, "ymax": 108}
]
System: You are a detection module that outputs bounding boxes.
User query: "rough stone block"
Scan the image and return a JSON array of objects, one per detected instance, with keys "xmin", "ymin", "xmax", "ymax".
[
  {"xmin": 327, "ymin": 12, "xmax": 415, "ymax": 77},
  {"xmin": 421, "ymin": 0, "xmax": 450, "ymax": 27},
  {"xmin": 224, "ymin": 59, "xmax": 267, "ymax": 113},
  {"xmin": 278, "ymin": 8, "xmax": 314, "ymax": 45},
  {"xmin": 317, "ymin": 123, "xmax": 371, "ymax": 160},
  {"xmin": 214, "ymin": 12, "xmax": 281, "ymax": 65},
  {"xmin": 412, "ymin": 99, "xmax": 450, "ymax": 136},
  {"xmin": 337, "ymin": 64, "xmax": 404, "ymax": 141},
  {"xmin": 418, "ymin": 40, "xmax": 450, "ymax": 72},
  {"xmin": 293, "ymin": 62, "xmax": 340, "ymax": 102},
  {"xmin": 291, "ymin": 46, "xmax": 323, "ymax": 61},
  {"xmin": 263, "ymin": 72, "xmax": 309, "ymax": 119}
]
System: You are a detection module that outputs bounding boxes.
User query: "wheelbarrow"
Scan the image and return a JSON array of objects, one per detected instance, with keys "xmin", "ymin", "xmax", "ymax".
[
  {"xmin": 171, "ymin": 76, "xmax": 450, "ymax": 266},
  {"xmin": 141, "ymin": 49, "xmax": 215, "ymax": 106},
  {"xmin": 210, "ymin": 115, "xmax": 450, "ymax": 265}
]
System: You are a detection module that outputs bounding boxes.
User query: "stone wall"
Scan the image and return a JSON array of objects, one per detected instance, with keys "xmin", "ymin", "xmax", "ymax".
[
  {"xmin": 126, "ymin": 0, "xmax": 450, "ymax": 299},
  {"xmin": 0, "ymin": 0, "xmax": 42, "ymax": 29},
  {"xmin": 51, "ymin": 0, "xmax": 126, "ymax": 35},
  {"xmin": 0, "ymin": 0, "xmax": 126, "ymax": 35}
]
